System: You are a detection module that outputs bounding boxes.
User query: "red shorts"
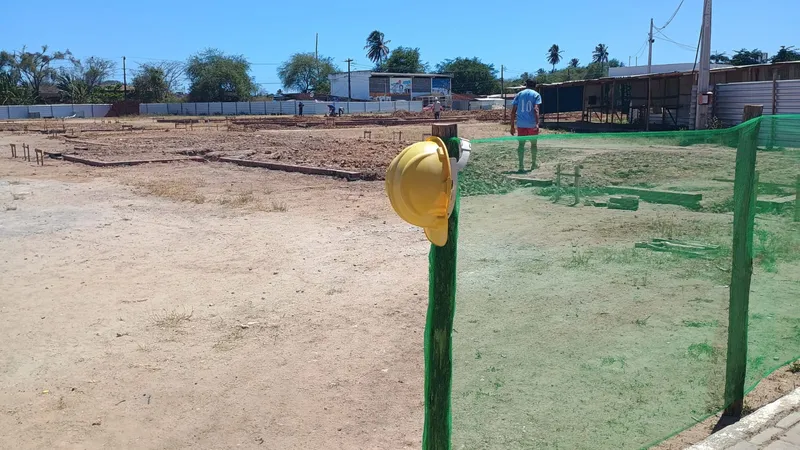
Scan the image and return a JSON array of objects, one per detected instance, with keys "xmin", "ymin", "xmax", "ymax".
[{"xmin": 518, "ymin": 127, "xmax": 539, "ymax": 136}]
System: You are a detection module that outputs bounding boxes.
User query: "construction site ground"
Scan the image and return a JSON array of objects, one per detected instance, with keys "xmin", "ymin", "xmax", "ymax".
[{"xmin": 0, "ymin": 116, "xmax": 798, "ymax": 449}]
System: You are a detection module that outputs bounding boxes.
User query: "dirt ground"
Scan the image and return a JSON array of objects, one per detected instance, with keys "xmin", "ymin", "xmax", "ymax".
[{"xmin": 0, "ymin": 119, "xmax": 798, "ymax": 449}]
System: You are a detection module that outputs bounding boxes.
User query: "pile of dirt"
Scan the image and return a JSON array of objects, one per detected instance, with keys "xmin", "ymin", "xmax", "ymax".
[
  {"xmin": 390, "ymin": 110, "xmax": 419, "ymax": 118},
  {"xmin": 473, "ymin": 109, "xmax": 507, "ymax": 122}
]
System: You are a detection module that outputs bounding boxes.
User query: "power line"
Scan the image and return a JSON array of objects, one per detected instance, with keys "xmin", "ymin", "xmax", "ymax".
[
  {"xmin": 634, "ymin": 39, "xmax": 649, "ymax": 59},
  {"xmin": 655, "ymin": 29, "xmax": 696, "ymax": 51},
  {"xmin": 655, "ymin": 0, "xmax": 686, "ymax": 30}
]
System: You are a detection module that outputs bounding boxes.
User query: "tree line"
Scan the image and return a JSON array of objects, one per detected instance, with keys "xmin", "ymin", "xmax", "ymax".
[
  {"xmin": 2, "ymin": 38, "xmax": 798, "ymax": 106},
  {"xmin": 0, "ymin": 46, "xmax": 262, "ymax": 105}
]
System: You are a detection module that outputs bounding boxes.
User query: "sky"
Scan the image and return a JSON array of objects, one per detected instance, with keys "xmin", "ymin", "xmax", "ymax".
[{"xmin": 1, "ymin": 0, "xmax": 797, "ymax": 92}]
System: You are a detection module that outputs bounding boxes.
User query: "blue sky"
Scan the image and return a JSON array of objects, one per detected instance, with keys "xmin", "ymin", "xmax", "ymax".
[{"xmin": 1, "ymin": 0, "xmax": 796, "ymax": 91}]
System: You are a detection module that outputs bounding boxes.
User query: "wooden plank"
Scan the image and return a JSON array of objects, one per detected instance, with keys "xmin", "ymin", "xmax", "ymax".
[
  {"xmin": 218, "ymin": 157, "xmax": 362, "ymax": 181},
  {"xmin": 604, "ymin": 186, "xmax": 702, "ymax": 207},
  {"xmin": 505, "ymin": 176, "xmax": 553, "ymax": 187},
  {"xmin": 423, "ymin": 123, "xmax": 459, "ymax": 450},
  {"xmin": 723, "ymin": 120, "xmax": 760, "ymax": 418}
]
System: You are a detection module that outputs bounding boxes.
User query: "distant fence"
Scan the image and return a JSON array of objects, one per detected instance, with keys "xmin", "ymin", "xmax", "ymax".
[
  {"xmin": 139, "ymin": 100, "xmax": 424, "ymax": 116},
  {"xmin": 716, "ymin": 80, "xmax": 800, "ymax": 126},
  {"xmin": 0, "ymin": 104, "xmax": 112, "ymax": 120}
]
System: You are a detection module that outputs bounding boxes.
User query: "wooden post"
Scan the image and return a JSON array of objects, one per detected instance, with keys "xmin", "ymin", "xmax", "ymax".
[
  {"xmin": 556, "ymin": 86, "xmax": 560, "ymax": 124},
  {"xmin": 742, "ymin": 105, "xmax": 763, "ymax": 123},
  {"xmin": 794, "ymin": 175, "xmax": 799, "ymax": 223},
  {"xmin": 723, "ymin": 120, "xmax": 760, "ymax": 417},
  {"xmin": 769, "ymin": 72, "xmax": 778, "ymax": 150},
  {"xmin": 554, "ymin": 163, "xmax": 563, "ymax": 202},
  {"xmin": 10, "ymin": 143, "xmax": 16, "ymax": 158},
  {"xmin": 423, "ymin": 123, "xmax": 459, "ymax": 450},
  {"xmin": 574, "ymin": 165, "xmax": 581, "ymax": 204}
]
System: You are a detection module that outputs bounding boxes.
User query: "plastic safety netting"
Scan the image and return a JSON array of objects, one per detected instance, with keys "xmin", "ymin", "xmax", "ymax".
[{"xmin": 427, "ymin": 115, "xmax": 800, "ymax": 449}]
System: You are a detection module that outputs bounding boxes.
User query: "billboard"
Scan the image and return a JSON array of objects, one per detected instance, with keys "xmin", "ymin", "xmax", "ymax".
[
  {"xmin": 390, "ymin": 77, "xmax": 412, "ymax": 94},
  {"xmin": 432, "ymin": 78, "xmax": 451, "ymax": 95}
]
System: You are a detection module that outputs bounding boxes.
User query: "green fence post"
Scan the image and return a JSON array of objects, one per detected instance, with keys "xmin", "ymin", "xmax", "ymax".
[
  {"xmin": 723, "ymin": 119, "xmax": 760, "ymax": 417},
  {"xmin": 423, "ymin": 123, "xmax": 459, "ymax": 450}
]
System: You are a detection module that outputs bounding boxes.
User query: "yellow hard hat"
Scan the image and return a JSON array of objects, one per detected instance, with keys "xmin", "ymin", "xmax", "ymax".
[{"xmin": 385, "ymin": 137, "xmax": 452, "ymax": 246}]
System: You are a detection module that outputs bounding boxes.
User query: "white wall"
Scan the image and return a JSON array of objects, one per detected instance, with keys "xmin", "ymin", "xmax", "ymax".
[
  {"xmin": 0, "ymin": 104, "xmax": 112, "ymax": 120},
  {"xmin": 139, "ymin": 100, "xmax": 423, "ymax": 116},
  {"xmin": 330, "ymin": 72, "xmax": 371, "ymax": 100}
]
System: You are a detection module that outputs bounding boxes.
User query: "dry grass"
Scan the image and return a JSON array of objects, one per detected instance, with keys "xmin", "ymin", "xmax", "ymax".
[
  {"xmin": 139, "ymin": 181, "xmax": 206, "ymax": 204},
  {"xmin": 212, "ymin": 327, "xmax": 246, "ymax": 351},
  {"xmin": 268, "ymin": 200, "xmax": 288, "ymax": 212},
  {"xmin": 219, "ymin": 191, "xmax": 256, "ymax": 207},
  {"xmin": 150, "ymin": 307, "xmax": 193, "ymax": 328}
]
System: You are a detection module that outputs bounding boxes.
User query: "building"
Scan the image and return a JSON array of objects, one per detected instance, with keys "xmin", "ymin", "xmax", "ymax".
[
  {"xmin": 328, "ymin": 71, "xmax": 453, "ymax": 101},
  {"xmin": 537, "ymin": 61, "xmax": 800, "ymax": 130}
]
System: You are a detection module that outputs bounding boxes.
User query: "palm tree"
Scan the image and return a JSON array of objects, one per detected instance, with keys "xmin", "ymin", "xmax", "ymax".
[
  {"xmin": 710, "ymin": 51, "xmax": 730, "ymax": 64},
  {"xmin": 364, "ymin": 31, "xmax": 391, "ymax": 65},
  {"xmin": 592, "ymin": 44, "xmax": 609, "ymax": 66},
  {"xmin": 546, "ymin": 44, "xmax": 563, "ymax": 72},
  {"xmin": 592, "ymin": 44, "xmax": 609, "ymax": 77},
  {"xmin": 568, "ymin": 58, "xmax": 580, "ymax": 68}
]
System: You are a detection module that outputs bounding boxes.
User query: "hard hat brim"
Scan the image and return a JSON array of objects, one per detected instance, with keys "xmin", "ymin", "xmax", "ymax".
[{"xmin": 424, "ymin": 222, "xmax": 448, "ymax": 247}]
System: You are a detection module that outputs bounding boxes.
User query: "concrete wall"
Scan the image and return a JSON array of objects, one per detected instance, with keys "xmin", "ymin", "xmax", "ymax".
[
  {"xmin": 0, "ymin": 104, "xmax": 112, "ymax": 120},
  {"xmin": 139, "ymin": 100, "xmax": 423, "ymax": 116}
]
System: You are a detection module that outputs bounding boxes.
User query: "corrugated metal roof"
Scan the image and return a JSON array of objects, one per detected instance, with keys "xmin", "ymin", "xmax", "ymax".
[{"xmin": 540, "ymin": 61, "xmax": 800, "ymax": 88}]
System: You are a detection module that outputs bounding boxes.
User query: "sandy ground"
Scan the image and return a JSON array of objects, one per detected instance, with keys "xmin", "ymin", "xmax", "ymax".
[
  {"xmin": 0, "ymin": 155, "xmax": 429, "ymax": 449},
  {"xmin": 0, "ymin": 122, "xmax": 798, "ymax": 449}
]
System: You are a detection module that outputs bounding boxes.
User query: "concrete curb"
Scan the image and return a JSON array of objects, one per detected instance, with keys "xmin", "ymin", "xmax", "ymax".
[
  {"xmin": 62, "ymin": 155, "xmax": 206, "ymax": 167},
  {"xmin": 688, "ymin": 388, "xmax": 800, "ymax": 449},
  {"xmin": 218, "ymin": 157, "xmax": 363, "ymax": 181}
]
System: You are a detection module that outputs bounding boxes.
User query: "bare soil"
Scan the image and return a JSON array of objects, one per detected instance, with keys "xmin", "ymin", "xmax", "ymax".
[{"xmin": 0, "ymin": 120, "xmax": 797, "ymax": 449}]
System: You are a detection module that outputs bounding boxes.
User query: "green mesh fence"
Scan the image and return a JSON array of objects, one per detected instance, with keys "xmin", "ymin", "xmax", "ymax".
[{"xmin": 425, "ymin": 115, "xmax": 799, "ymax": 450}]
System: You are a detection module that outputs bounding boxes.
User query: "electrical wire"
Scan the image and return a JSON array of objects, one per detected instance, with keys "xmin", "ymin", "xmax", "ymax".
[
  {"xmin": 655, "ymin": 29, "xmax": 697, "ymax": 51},
  {"xmin": 655, "ymin": 0, "xmax": 686, "ymax": 31},
  {"xmin": 634, "ymin": 39, "xmax": 649, "ymax": 59}
]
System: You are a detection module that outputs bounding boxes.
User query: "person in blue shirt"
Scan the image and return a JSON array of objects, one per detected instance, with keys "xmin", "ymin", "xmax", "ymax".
[{"xmin": 510, "ymin": 79, "xmax": 543, "ymax": 172}]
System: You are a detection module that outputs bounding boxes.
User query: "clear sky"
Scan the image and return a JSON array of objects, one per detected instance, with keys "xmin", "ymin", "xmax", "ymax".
[{"xmin": 1, "ymin": 0, "xmax": 796, "ymax": 91}]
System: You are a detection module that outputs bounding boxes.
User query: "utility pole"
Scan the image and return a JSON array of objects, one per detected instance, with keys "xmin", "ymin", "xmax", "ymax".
[
  {"xmin": 646, "ymin": 18, "xmax": 654, "ymax": 130},
  {"xmin": 122, "ymin": 56, "xmax": 127, "ymax": 100},
  {"xmin": 501, "ymin": 65, "xmax": 506, "ymax": 121},
  {"xmin": 695, "ymin": 0, "xmax": 713, "ymax": 130},
  {"xmin": 345, "ymin": 58, "xmax": 353, "ymax": 111}
]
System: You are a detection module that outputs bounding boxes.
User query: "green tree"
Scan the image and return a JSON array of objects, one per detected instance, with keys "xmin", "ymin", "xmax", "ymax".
[
  {"xmin": 56, "ymin": 73, "xmax": 90, "ymax": 103},
  {"xmin": 608, "ymin": 58, "xmax": 624, "ymax": 68},
  {"xmin": 771, "ymin": 46, "xmax": 800, "ymax": 63},
  {"xmin": 132, "ymin": 64, "xmax": 169, "ymax": 103},
  {"xmin": 592, "ymin": 43, "xmax": 609, "ymax": 68},
  {"xmin": 186, "ymin": 49, "xmax": 255, "ymax": 102},
  {"xmin": 364, "ymin": 30, "xmax": 391, "ymax": 65},
  {"xmin": 436, "ymin": 57, "xmax": 498, "ymax": 95},
  {"xmin": 568, "ymin": 58, "xmax": 580, "ymax": 68},
  {"xmin": 584, "ymin": 62, "xmax": 606, "ymax": 79},
  {"xmin": 8, "ymin": 45, "xmax": 71, "ymax": 102},
  {"xmin": 730, "ymin": 48, "xmax": 764, "ymax": 65},
  {"xmin": 57, "ymin": 56, "xmax": 115, "ymax": 102},
  {"xmin": 378, "ymin": 47, "xmax": 428, "ymax": 73},
  {"xmin": 547, "ymin": 44, "xmax": 563, "ymax": 72},
  {"xmin": 710, "ymin": 51, "xmax": 730, "ymax": 64},
  {"xmin": 0, "ymin": 51, "xmax": 31, "ymax": 104},
  {"xmin": 277, "ymin": 52, "xmax": 339, "ymax": 94}
]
